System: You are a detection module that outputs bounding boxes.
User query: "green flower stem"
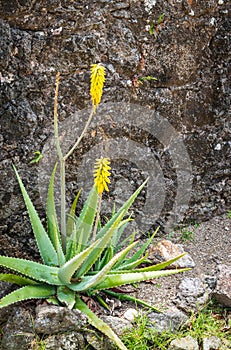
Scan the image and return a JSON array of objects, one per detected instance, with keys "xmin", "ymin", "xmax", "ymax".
[
  {"xmin": 61, "ymin": 106, "xmax": 95, "ymax": 249},
  {"xmin": 54, "ymin": 72, "xmax": 66, "ymax": 252},
  {"xmin": 92, "ymin": 193, "xmax": 102, "ymax": 242},
  {"xmin": 60, "ymin": 159, "xmax": 66, "ymax": 251},
  {"xmin": 63, "ymin": 106, "xmax": 95, "ymax": 161},
  {"xmin": 54, "ymin": 74, "xmax": 97, "ymax": 251}
]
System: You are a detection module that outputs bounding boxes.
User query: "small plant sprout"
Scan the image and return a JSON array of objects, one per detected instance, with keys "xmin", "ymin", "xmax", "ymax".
[
  {"xmin": 29, "ymin": 151, "xmax": 43, "ymax": 164},
  {"xmin": 0, "ymin": 64, "xmax": 190, "ymax": 350},
  {"xmin": 149, "ymin": 13, "xmax": 165, "ymax": 37},
  {"xmin": 138, "ymin": 76, "xmax": 158, "ymax": 84}
]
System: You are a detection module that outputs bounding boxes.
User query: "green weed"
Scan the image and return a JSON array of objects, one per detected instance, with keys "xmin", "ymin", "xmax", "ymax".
[
  {"xmin": 29, "ymin": 150, "xmax": 43, "ymax": 164},
  {"xmin": 121, "ymin": 300, "xmax": 230, "ymax": 350}
]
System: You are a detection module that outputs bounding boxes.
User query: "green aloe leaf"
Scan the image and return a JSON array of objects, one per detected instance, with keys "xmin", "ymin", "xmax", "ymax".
[
  {"xmin": 95, "ymin": 294, "xmax": 111, "ymax": 311},
  {"xmin": 58, "ymin": 239, "xmax": 100, "ymax": 285},
  {"xmin": 46, "ymin": 164, "xmax": 59, "ymax": 245},
  {"xmin": 93, "ymin": 268, "xmax": 190, "ymax": 291},
  {"xmin": 133, "ymin": 253, "xmax": 187, "ymax": 272},
  {"xmin": 75, "ymin": 211, "xmax": 126, "ymax": 278},
  {"xmin": 52, "ymin": 215, "xmax": 65, "ymax": 266},
  {"xmin": 69, "ymin": 242, "xmax": 138, "ymax": 292},
  {"xmin": 66, "ymin": 186, "xmax": 98, "ymax": 258},
  {"xmin": 57, "ymin": 286, "xmax": 75, "ymax": 309},
  {"xmin": 13, "ymin": 166, "xmax": 58, "ymax": 266},
  {"xmin": 0, "ymin": 285, "xmax": 55, "ymax": 308},
  {"xmin": 75, "ymin": 186, "xmax": 98, "ymax": 245},
  {"xmin": 111, "ymin": 240, "xmax": 142, "ymax": 271},
  {"xmin": 111, "ymin": 216, "xmax": 132, "ymax": 250},
  {"xmin": 66, "ymin": 189, "xmax": 82, "ymax": 237},
  {"xmin": 95, "ymin": 179, "xmax": 148, "ymax": 241},
  {"xmin": 0, "ymin": 256, "xmax": 62, "ymax": 285},
  {"xmin": 66, "ymin": 226, "xmax": 78, "ymax": 261},
  {"xmin": 0, "ymin": 273, "xmax": 38, "ymax": 286},
  {"xmin": 74, "ymin": 296, "xmax": 128, "ymax": 350},
  {"xmin": 116, "ymin": 253, "xmax": 149, "ymax": 271},
  {"xmin": 115, "ymin": 231, "xmax": 136, "ymax": 253},
  {"xmin": 122, "ymin": 227, "xmax": 159, "ymax": 266},
  {"xmin": 104, "ymin": 290, "xmax": 161, "ymax": 313},
  {"xmin": 46, "ymin": 165, "xmax": 65, "ymax": 265},
  {"xmin": 95, "ymin": 244, "xmax": 114, "ymax": 271}
]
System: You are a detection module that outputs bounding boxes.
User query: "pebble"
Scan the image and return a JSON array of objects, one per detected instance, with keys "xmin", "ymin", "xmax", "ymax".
[
  {"xmin": 123, "ymin": 308, "xmax": 139, "ymax": 322},
  {"xmin": 202, "ymin": 336, "xmax": 222, "ymax": 350},
  {"xmin": 149, "ymin": 240, "xmax": 195, "ymax": 268},
  {"xmin": 169, "ymin": 335, "xmax": 199, "ymax": 350}
]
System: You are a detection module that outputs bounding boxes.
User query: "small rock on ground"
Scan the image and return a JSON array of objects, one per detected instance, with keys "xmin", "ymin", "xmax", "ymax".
[
  {"xmin": 174, "ymin": 277, "xmax": 211, "ymax": 312},
  {"xmin": 149, "ymin": 240, "xmax": 195, "ymax": 268},
  {"xmin": 202, "ymin": 336, "xmax": 222, "ymax": 350},
  {"xmin": 34, "ymin": 305, "xmax": 87, "ymax": 334},
  {"xmin": 1, "ymin": 307, "xmax": 34, "ymax": 350},
  {"xmin": 45, "ymin": 331, "xmax": 85, "ymax": 350},
  {"xmin": 168, "ymin": 335, "xmax": 199, "ymax": 350},
  {"xmin": 148, "ymin": 308, "xmax": 189, "ymax": 333}
]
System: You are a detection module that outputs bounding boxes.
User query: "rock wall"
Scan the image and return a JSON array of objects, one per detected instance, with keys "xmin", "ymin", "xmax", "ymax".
[{"xmin": 0, "ymin": 0, "xmax": 230, "ymax": 258}]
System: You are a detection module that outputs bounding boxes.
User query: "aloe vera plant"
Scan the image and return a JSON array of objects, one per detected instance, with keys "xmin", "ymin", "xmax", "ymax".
[
  {"xmin": 0, "ymin": 65, "xmax": 189, "ymax": 350},
  {"xmin": 0, "ymin": 165, "xmax": 188, "ymax": 349}
]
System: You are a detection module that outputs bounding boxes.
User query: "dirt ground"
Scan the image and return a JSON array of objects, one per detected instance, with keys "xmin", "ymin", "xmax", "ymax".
[{"xmin": 114, "ymin": 213, "xmax": 231, "ymax": 315}]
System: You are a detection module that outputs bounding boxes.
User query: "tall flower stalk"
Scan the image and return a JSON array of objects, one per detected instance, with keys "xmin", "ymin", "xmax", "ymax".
[
  {"xmin": 53, "ymin": 72, "xmax": 66, "ymax": 249},
  {"xmin": 54, "ymin": 64, "xmax": 106, "ymax": 251}
]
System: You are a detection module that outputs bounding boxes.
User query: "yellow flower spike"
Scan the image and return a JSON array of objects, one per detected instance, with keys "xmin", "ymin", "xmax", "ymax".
[
  {"xmin": 90, "ymin": 63, "xmax": 106, "ymax": 110},
  {"xmin": 94, "ymin": 158, "xmax": 111, "ymax": 194}
]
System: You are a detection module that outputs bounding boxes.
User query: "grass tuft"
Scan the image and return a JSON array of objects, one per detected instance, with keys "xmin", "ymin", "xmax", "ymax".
[{"xmin": 121, "ymin": 299, "xmax": 230, "ymax": 350}]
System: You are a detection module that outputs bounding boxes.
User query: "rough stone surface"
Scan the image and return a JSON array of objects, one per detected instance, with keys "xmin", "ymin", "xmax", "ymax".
[
  {"xmin": 34, "ymin": 305, "xmax": 87, "ymax": 334},
  {"xmin": 174, "ymin": 277, "xmax": 211, "ymax": 312},
  {"xmin": 148, "ymin": 308, "xmax": 189, "ymax": 333},
  {"xmin": 100, "ymin": 315, "xmax": 132, "ymax": 337},
  {"xmin": 0, "ymin": 0, "xmax": 230, "ymax": 260},
  {"xmin": 44, "ymin": 331, "xmax": 86, "ymax": 350},
  {"xmin": 84, "ymin": 330, "xmax": 109, "ymax": 350},
  {"xmin": 169, "ymin": 335, "xmax": 199, "ymax": 350},
  {"xmin": 212, "ymin": 264, "xmax": 231, "ymax": 307},
  {"xmin": 202, "ymin": 336, "xmax": 222, "ymax": 350},
  {"xmin": 1, "ymin": 307, "xmax": 35, "ymax": 350},
  {"xmin": 149, "ymin": 240, "xmax": 195, "ymax": 268}
]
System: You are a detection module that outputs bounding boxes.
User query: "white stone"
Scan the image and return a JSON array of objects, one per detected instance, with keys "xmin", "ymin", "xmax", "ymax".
[
  {"xmin": 126, "ymin": 79, "xmax": 133, "ymax": 87},
  {"xmin": 202, "ymin": 336, "xmax": 222, "ymax": 350},
  {"xmin": 123, "ymin": 308, "xmax": 139, "ymax": 322},
  {"xmin": 51, "ymin": 27, "xmax": 63, "ymax": 35},
  {"xmin": 144, "ymin": 0, "xmax": 156, "ymax": 13},
  {"xmin": 210, "ymin": 17, "xmax": 216, "ymax": 26},
  {"xmin": 169, "ymin": 335, "xmax": 199, "ymax": 350},
  {"xmin": 214, "ymin": 143, "xmax": 222, "ymax": 150}
]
